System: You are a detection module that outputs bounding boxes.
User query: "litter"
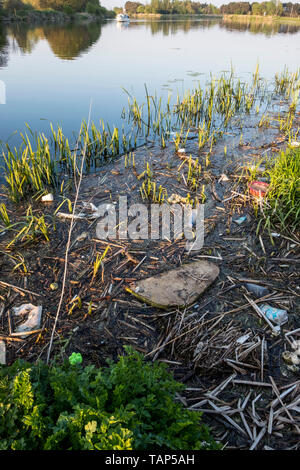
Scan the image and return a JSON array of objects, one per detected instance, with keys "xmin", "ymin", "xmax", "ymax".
[
  {"xmin": 167, "ymin": 193, "xmax": 188, "ymax": 205},
  {"xmin": 282, "ymin": 351, "xmax": 300, "ymax": 366},
  {"xmin": 56, "ymin": 212, "xmax": 85, "ymax": 220},
  {"xmin": 0, "ymin": 341, "xmax": 5, "ymax": 365},
  {"xmin": 245, "ymin": 283, "xmax": 269, "ymax": 298},
  {"xmin": 247, "ymin": 164, "xmax": 266, "ymax": 173},
  {"xmin": 41, "ymin": 193, "xmax": 54, "ymax": 203},
  {"xmin": 12, "ymin": 304, "xmax": 42, "ymax": 337},
  {"xmin": 236, "ymin": 333, "xmax": 252, "ymax": 345},
  {"xmin": 234, "ymin": 216, "xmax": 247, "ymax": 225},
  {"xmin": 218, "ymin": 173, "xmax": 229, "ymax": 183},
  {"xmin": 249, "ymin": 181, "xmax": 270, "ymax": 198},
  {"xmin": 260, "ymin": 304, "xmax": 288, "ymax": 326},
  {"xmin": 289, "ymin": 141, "xmax": 300, "ymax": 148},
  {"xmin": 69, "ymin": 352, "xmax": 83, "ymax": 365}
]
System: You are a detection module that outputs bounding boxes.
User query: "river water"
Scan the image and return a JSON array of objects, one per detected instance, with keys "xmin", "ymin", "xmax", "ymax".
[{"xmin": 0, "ymin": 16, "xmax": 299, "ymax": 144}]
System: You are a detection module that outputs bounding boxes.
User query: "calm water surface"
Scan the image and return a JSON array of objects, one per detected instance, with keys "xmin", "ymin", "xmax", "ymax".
[{"xmin": 0, "ymin": 17, "xmax": 299, "ymax": 144}]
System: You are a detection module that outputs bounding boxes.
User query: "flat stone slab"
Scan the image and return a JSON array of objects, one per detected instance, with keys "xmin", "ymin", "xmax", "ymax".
[{"xmin": 126, "ymin": 260, "xmax": 219, "ymax": 308}]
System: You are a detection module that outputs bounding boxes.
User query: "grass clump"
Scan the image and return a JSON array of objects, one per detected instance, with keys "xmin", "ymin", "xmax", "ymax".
[
  {"xmin": 0, "ymin": 348, "xmax": 220, "ymax": 450},
  {"xmin": 256, "ymin": 146, "xmax": 300, "ymax": 234}
]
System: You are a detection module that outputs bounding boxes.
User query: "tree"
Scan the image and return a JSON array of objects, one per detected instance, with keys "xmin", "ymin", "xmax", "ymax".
[{"xmin": 124, "ymin": 1, "xmax": 143, "ymax": 13}]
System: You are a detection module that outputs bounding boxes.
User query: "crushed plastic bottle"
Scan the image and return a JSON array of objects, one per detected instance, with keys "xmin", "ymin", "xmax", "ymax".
[{"xmin": 260, "ymin": 304, "xmax": 288, "ymax": 326}]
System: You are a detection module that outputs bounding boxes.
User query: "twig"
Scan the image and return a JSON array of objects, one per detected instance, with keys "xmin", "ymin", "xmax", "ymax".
[{"xmin": 46, "ymin": 102, "xmax": 92, "ymax": 364}]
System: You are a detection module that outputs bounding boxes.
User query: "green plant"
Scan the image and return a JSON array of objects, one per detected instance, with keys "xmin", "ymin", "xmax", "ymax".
[
  {"xmin": 92, "ymin": 245, "xmax": 110, "ymax": 282},
  {"xmin": 0, "ymin": 203, "xmax": 11, "ymax": 227},
  {"xmin": 0, "ymin": 348, "xmax": 220, "ymax": 450},
  {"xmin": 256, "ymin": 146, "xmax": 300, "ymax": 234},
  {"xmin": 3, "ymin": 205, "xmax": 51, "ymax": 248}
]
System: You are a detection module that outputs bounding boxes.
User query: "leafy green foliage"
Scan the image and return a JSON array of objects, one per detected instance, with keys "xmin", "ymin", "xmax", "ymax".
[{"xmin": 0, "ymin": 348, "xmax": 220, "ymax": 450}]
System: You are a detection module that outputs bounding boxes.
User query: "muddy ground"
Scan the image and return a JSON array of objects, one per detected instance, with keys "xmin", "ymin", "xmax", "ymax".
[{"xmin": 0, "ymin": 108, "xmax": 299, "ymax": 450}]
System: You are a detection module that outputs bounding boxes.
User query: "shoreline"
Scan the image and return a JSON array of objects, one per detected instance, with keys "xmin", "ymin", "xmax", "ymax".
[
  {"xmin": 0, "ymin": 26, "xmax": 299, "ymax": 450},
  {"xmin": 0, "ymin": 10, "xmax": 114, "ymax": 24},
  {"xmin": 223, "ymin": 14, "xmax": 300, "ymax": 24},
  {"xmin": 130, "ymin": 12, "xmax": 300, "ymax": 23}
]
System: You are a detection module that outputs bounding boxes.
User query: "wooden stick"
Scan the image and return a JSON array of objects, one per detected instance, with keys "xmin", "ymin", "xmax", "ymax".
[
  {"xmin": 0, "ymin": 281, "xmax": 40, "ymax": 297},
  {"xmin": 269, "ymin": 376, "xmax": 300, "ymax": 435}
]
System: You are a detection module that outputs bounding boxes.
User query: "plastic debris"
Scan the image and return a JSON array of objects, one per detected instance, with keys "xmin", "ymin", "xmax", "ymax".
[
  {"xmin": 245, "ymin": 283, "xmax": 269, "ymax": 298},
  {"xmin": 56, "ymin": 212, "xmax": 85, "ymax": 220},
  {"xmin": 260, "ymin": 304, "xmax": 288, "ymax": 326},
  {"xmin": 234, "ymin": 215, "xmax": 247, "ymax": 225},
  {"xmin": 247, "ymin": 164, "xmax": 266, "ymax": 173},
  {"xmin": 167, "ymin": 193, "xmax": 188, "ymax": 205},
  {"xmin": 0, "ymin": 341, "xmax": 5, "ymax": 365},
  {"xmin": 249, "ymin": 181, "xmax": 270, "ymax": 198},
  {"xmin": 236, "ymin": 332, "xmax": 252, "ymax": 345},
  {"xmin": 291, "ymin": 339, "xmax": 300, "ymax": 351},
  {"xmin": 218, "ymin": 173, "xmax": 229, "ymax": 182},
  {"xmin": 282, "ymin": 351, "xmax": 300, "ymax": 366},
  {"xmin": 12, "ymin": 304, "xmax": 42, "ymax": 336},
  {"xmin": 50, "ymin": 283, "xmax": 58, "ymax": 291},
  {"xmin": 41, "ymin": 193, "xmax": 54, "ymax": 203},
  {"xmin": 289, "ymin": 141, "xmax": 300, "ymax": 148},
  {"xmin": 69, "ymin": 352, "xmax": 83, "ymax": 365},
  {"xmin": 177, "ymin": 148, "xmax": 186, "ymax": 155}
]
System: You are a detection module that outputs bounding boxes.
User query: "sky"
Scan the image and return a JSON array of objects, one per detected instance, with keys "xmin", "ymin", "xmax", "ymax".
[{"xmin": 101, "ymin": 0, "xmax": 299, "ymax": 10}]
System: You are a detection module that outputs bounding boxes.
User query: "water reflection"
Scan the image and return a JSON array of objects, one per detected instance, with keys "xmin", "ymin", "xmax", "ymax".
[
  {"xmin": 5, "ymin": 21, "xmax": 103, "ymax": 60},
  {"xmin": 1, "ymin": 17, "xmax": 300, "ymax": 65},
  {"xmin": 0, "ymin": 16, "xmax": 299, "ymax": 144},
  {"xmin": 43, "ymin": 22, "xmax": 102, "ymax": 60},
  {"xmin": 0, "ymin": 27, "xmax": 8, "ymax": 67},
  {"xmin": 124, "ymin": 16, "xmax": 300, "ymax": 36},
  {"xmin": 7, "ymin": 24, "xmax": 43, "ymax": 54},
  {"xmin": 129, "ymin": 18, "xmax": 220, "ymax": 35},
  {"xmin": 220, "ymin": 18, "xmax": 300, "ymax": 36}
]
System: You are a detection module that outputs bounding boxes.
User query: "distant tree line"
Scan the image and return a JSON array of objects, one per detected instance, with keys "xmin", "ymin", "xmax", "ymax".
[
  {"xmin": 0, "ymin": 0, "xmax": 115, "ymax": 16},
  {"xmin": 119, "ymin": 0, "xmax": 300, "ymax": 17}
]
